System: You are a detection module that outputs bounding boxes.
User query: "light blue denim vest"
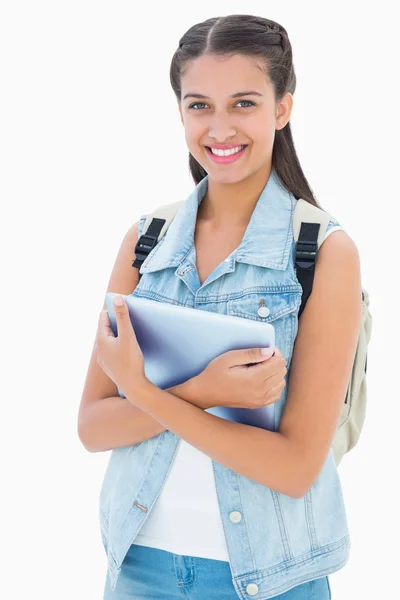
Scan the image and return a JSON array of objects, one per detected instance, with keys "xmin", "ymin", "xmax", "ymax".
[{"xmin": 99, "ymin": 168, "xmax": 350, "ymax": 599}]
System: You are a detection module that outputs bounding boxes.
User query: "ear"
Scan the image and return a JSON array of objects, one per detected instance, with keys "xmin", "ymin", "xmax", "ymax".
[{"xmin": 276, "ymin": 92, "xmax": 293, "ymax": 130}]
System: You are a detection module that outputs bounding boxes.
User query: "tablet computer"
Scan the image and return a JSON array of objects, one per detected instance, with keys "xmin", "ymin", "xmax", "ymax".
[{"xmin": 106, "ymin": 292, "xmax": 276, "ymax": 430}]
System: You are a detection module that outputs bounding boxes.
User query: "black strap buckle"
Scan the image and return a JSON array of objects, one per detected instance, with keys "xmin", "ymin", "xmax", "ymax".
[
  {"xmin": 134, "ymin": 234, "xmax": 159, "ymax": 261},
  {"xmin": 295, "ymin": 239, "xmax": 318, "ymax": 270}
]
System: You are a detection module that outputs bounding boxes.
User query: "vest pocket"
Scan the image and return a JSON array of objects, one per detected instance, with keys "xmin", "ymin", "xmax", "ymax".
[{"xmin": 228, "ymin": 289, "xmax": 301, "ymax": 324}]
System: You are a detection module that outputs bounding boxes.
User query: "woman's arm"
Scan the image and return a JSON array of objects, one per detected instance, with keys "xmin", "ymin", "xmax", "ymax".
[
  {"xmin": 127, "ymin": 380, "xmax": 300, "ymax": 496},
  {"xmin": 122, "ymin": 231, "xmax": 362, "ymax": 498},
  {"xmin": 78, "ymin": 376, "xmax": 204, "ymax": 453}
]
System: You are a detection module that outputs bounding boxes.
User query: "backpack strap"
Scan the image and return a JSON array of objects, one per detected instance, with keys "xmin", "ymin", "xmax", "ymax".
[
  {"xmin": 132, "ymin": 200, "xmax": 183, "ymax": 278},
  {"xmin": 293, "ymin": 199, "xmax": 331, "ymax": 318}
]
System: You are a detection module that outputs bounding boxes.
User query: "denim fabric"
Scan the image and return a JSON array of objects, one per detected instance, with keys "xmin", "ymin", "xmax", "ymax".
[
  {"xmin": 99, "ymin": 168, "xmax": 349, "ymax": 599},
  {"xmin": 103, "ymin": 544, "xmax": 332, "ymax": 600}
]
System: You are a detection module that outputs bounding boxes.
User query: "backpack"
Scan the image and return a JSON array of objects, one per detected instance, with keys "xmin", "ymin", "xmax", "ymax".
[{"xmin": 132, "ymin": 198, "xmax": 372, "ymax": 466}]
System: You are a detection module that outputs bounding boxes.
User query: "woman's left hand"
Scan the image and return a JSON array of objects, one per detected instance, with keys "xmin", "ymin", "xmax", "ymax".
[{"xmin": 95, "ymin": 295, "xmax": 148, "ymax": 397}]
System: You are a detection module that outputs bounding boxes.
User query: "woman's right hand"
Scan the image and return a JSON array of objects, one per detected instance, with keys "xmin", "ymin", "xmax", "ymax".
[{"xmin": 194, "ymin": 346, "xmax": 288, "ymax": 410}]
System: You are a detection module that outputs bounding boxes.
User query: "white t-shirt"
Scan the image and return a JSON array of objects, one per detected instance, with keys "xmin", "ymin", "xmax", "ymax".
[{"xmin": 133, "ymin": 225, "xmax": 344, "ymax": 561}]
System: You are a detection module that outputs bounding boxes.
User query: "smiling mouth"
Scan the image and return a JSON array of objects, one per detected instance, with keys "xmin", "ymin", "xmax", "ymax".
[
  {"xmin": 205, "ymin": 145, "xmax": 248, "ymax": 155},
  {"xmin": 204, "ymin": 145, "xmax": 249, "ymax": 164}
]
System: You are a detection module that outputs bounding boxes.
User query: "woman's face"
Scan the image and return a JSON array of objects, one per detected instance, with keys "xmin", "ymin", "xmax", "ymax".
[{"xmin": 178, "ymin": 53, "xmax": 292, "ymax": 185}]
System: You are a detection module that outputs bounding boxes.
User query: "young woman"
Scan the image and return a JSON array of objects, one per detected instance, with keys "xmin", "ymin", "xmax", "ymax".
[{"xmin": 78, "ymin": 14, "xmax": 361, "ymax": 600}]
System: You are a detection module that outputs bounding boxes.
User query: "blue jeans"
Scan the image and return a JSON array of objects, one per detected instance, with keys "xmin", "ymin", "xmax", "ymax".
[{"xmin": 103, "ymin": 543, "xmax": 332, "ymax": 599}]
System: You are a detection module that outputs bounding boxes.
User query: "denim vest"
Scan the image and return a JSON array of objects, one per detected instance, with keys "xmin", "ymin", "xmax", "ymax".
[{"xmin": 99, "ymin": 168, "xmax": 350, "ymax": 599}]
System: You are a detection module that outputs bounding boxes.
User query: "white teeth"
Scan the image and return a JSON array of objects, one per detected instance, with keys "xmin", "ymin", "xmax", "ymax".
[{"xmin": 210, "ymin": 145, "xmax": 245, "ymax": 157}]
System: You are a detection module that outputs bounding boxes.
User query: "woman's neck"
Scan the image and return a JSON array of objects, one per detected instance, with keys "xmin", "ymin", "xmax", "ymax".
[{"xmin": 198, "ymin": 163, "xmax": 272, "ymax": 230}]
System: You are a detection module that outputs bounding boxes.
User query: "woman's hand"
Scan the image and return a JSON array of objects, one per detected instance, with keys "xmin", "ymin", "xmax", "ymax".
[
  {"xmin": 95, "ymin": 295, "xmax": 148, "ymax": 397},
  {"xmin": 194, "ymin": 346, "xmax": 287, "ymax": 410}
]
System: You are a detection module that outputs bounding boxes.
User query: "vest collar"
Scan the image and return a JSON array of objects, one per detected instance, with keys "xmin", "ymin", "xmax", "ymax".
[{"xmin": 140, "ymin": 167, "xmax": 295, "ymax": 274}]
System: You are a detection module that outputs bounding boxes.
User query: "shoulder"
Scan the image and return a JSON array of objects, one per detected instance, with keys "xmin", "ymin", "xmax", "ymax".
[
  {"xmin": 324, "ymin": 216, "xmax": 346, "ymax": 241},
  {"xmin": 100, "ymin": 220, "xmax": 141, "ymax": 312},
  {"xmin": 299, "ymin": 221, "xmax": 362, "ymax": 333},
  {"xmin": 117, "ymin": 220, "xmax": 142, "ymax": 262},
  {"xmin": 124, "ymin": 220, "xmax": 140, "ymax": 243},
  {"xmin": 313, "ymin": 227, "xmax": 361, "ymax": 323},
  {"xmin": 319, "ymin": 225, "xmax": 360, "ymax": 275}
]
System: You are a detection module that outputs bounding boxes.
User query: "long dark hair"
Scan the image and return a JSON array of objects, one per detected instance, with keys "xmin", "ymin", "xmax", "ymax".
[{"xmin": 170, "ymin": 14, "xmax": 319, "ymax": 207}]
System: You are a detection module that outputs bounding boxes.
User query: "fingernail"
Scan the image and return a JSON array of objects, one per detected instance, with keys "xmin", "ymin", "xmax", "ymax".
[
  {"xmin": 114, "ymin": 296, "xmax": 123, "ymax": 306},
  {"xmin": 261, "ymin": 348, "xmax": 273, "ymax": 356}
]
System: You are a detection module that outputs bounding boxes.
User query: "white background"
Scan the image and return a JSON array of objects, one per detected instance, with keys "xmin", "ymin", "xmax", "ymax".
[{"xmin": 1, "ymin": 1, "xmax": 398, "ymax": 599}]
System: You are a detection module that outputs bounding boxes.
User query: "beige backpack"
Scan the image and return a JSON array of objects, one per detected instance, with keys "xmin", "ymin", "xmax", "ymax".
[{"xmin": 133, "ymin": 198, "xmax": 372, "ymax": 466}]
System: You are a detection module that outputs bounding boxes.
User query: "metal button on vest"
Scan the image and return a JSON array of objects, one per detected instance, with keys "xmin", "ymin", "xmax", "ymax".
[
  {"xmin": 229, "ymin": 510, "xmax": 242, "ymax": 523},
  {"xmin": 258, "ymin": 298, "xmax": 270, "ymax": 318},
  {"xmin": 246, "ymin": 583, "xmax": 259, "ymax": 596}
]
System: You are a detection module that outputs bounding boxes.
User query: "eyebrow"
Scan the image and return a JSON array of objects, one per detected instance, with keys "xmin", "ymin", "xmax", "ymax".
[{"xmin": 182, "ymin": 90, "xmax": 264, "ymax": 101}]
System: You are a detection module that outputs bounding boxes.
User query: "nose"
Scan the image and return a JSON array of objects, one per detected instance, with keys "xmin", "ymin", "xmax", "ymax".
[{"xmin": 209, "ymin": 113, "xmax": 236, "ymax": 142}]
